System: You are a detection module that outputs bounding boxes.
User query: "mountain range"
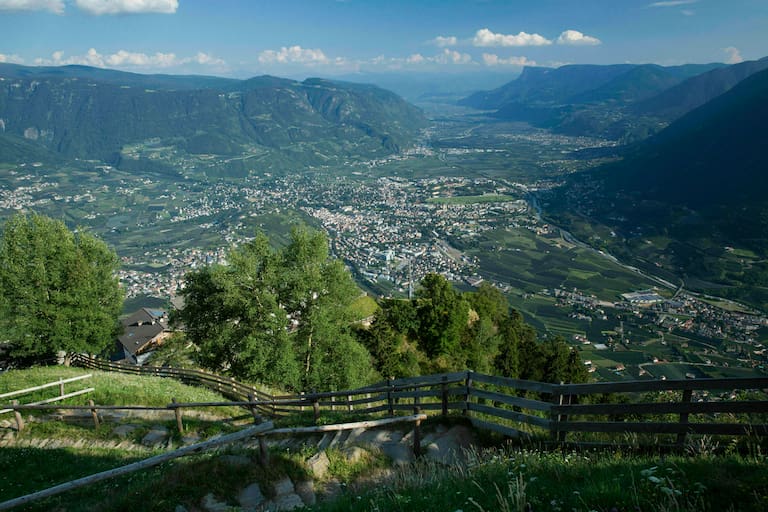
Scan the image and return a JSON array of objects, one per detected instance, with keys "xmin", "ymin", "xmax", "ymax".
[
  {"xmin": 0, "ymin": 64, "xmax": 427, "ymax": 175},
  {"xmin": 552, "ymin": 67, "xmax": 768, "ymax": 308},
  {"xmin": 460, "ymin": 58, "xmax": 768, "ymax": 142}
]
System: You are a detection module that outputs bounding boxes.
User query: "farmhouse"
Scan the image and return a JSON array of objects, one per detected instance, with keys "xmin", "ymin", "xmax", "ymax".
[{"xmin": 115, "ymin": 308, "xmax": 172, "ymax": 365}]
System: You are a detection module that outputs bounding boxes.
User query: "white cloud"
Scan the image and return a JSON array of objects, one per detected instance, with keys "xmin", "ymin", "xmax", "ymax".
[
  {"xmin": 257, "ymin": 46, "xmax": 329, "ymax": 65},
  {"xmin": 74, "ymin": 0, "xmax": 178, "ymax": 15},
  {"xmin": 406, "ymin": 53, "xmax": 425, "ymax": 64},
  {"xmin": 434, "ymin": 49, "xmax": 472, "ymax": 65},
  {"xmin": 556, "ymin": 30, "xmax": 601, "ymax": 46},
  {"xmin": 648, "ymin": 0, "xmax": 697, "ymax": 7},
  {"xmin": 723, "ymin": 46, "xmax": 744, "ymax": 64},
  {"xmin": 0, "ymin": 52, "xmax": 25, "ymax": 64},
  {"xmin": 33, "ymin": 48, "xmax": 226, "ymax": 70},
  {"xmin": 681, "ymin": 9, "xmax": 695, "ymax": 15},
  {"xmin": 472, "ymin": 28, "xmax": 551, "ymax": 47},
  {"xmin": 431, "ymin": 35, "xmax": 458, "ymax": 48},
  {"xmin": 191, "ymin": 52, "xmax": 226, "ymax": 66},
  {"xmin": 482, "ymin": 53, "xmax": 535, "ymax": 67},
  {"xmin": 0, "ymin": 0, "xmax": 64, "ymax": 13}
]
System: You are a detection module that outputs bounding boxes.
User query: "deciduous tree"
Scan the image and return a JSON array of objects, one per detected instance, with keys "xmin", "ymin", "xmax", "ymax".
[{"xmin": 0, "ymin": 213, "xmax": 123, "ymax": 361}]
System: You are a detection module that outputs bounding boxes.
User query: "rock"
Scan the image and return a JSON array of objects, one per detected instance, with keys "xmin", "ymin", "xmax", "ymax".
[
  {"xmin": 181, "ymin": 432, "xmax": 201, "ymax": 445},
  {"xmin": 356, "ymin": 428, "xmax": 402, "ymax": 448},
  {"xmin": 238, "ymin": 482, "xmax": 265, "ymax": 510},
  {"xmin": 0, "ymin": 420, "xmax": 12, "ymax": 429},
  {"xmin": 341, "ymin": 446, "xmax": 368, "ymax": 464},
  {"xmin": 425, "ymin": 425, "xmax": 475, "ymax": 464},
  {"xmin": 379, "ymin": 441, "xmax": 413, "ymax": 466},
  {"xmin": 112, "ymin": 424, "xmax": 139, "ymax": 439},
  {"xmin": 141, "ymin": 425, "xmax": 169, "ymax": 447},
  {"xmin": 344, "ymin": 427, "xmax": 366, "ymax": 446},
  {"xmin": 271, "ymin": 493, "xmax": 305, "ymax": 511},
  {"xmin": 316, "ymin": 432, "xmax": 333, "ymax": 451},
  {"xmin": 272, "ymin": 476, "xmax": 295, "ymax": 496},
  {"xmin": 307, "ymin": 450, "xmax": 330, "ymax": 479},
  {"xmin": 201, "ymin": 493, "xmax": 230, "ymax": 512},
  {"xmin": 295, "ymin": 480, "xmax": 316, "ymax": 506},
  {"xmin": 320, "ymin": 478, "xmax": 343, "ymax": 501}
]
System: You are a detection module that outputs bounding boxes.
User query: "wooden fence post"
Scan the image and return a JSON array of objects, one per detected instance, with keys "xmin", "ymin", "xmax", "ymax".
[
  {"xmin": 300, "ymin": 392, "xmax": 305, "ymax": 412},
  {"xmin": 330, "ymin": 394, "xmax": 336, "ymax": 412},
  {"xmin": 312, "ymin": 391, "xmax": 320, "ymax": 424},
  {"xmin": 248, "ymin": 393, "xmax": 260, "ymax": 424},
  {"xmin": 347, "ymin": 394, "xmax": 353, "ymax": 412},
  {"xmin": 12, "ymin": 400, "xmax": 24, "ymax": 431},
  {"xmin": 413, "ymin": 397, "xmax": 422, "ymax": 457},
  {"xmin": 677, "ymin": 389, "xmax": 693, "ymax": 448},
  {"xmin": 89, "ymin": 399, "xmax": 100, "ymax": 429},
  {"xmin": 441, "ymin": 376, "xmax": 448, "ymax": 417},
  {"xmin": 387, "ymin": 378, "xmax": 394, "ymax": 417},
  {"xmin": 172, "ymin": 398, "xmax": 183, "ymax": 434},
  {"xmin": 59, "ymin": 379, "xmax": 65, "ymax": 398},
  {"xmin": 463, "ymin": 371, "xmax": 473, "ymax": 417},
  {"xmin": 550, "ymin": 382, "xmax": 567, "ymax": 444},
  {"xmin": 258, "ymin": 436, "xmax": 270, "ymax": 466}
]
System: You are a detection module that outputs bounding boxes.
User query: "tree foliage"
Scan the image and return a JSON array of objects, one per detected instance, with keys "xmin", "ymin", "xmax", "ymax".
[
  {"xmin": 0, "ymin": 213, "xmax": 123, "ymax": 361},
  {"xmin": 358, "ymin": 275, "xmax": 588, "ymax": 384},
  {"xmin": 176, "ymin": 226, "xmax": 377, "ymax": 391}
]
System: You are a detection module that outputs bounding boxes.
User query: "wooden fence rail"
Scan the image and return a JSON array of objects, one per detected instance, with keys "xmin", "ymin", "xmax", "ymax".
[
  {"xmin": 1, "ymin": 374, "xmax": 93, "ymax": 415},
  {"xmin": 69, "ymin": 355, "xmax": 768, "ymax": 446}
]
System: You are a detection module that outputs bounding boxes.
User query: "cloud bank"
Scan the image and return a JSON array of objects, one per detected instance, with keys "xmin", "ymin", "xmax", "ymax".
[
  {"xmin": 482, "ymin": 53, "xmax": 535, "ymax": 67},
  {"xmin": 258, "ymin": 46, "xmax": 330, "ymax": 65},
  {"xmin": 74, "ymin": 0, "xmax": 178, "ymax": 15},
  {"xmin": 431, "ymin": 36, "xmax": 458, "ymax": 48},
  {"xmin": 723, "ymin": 46, "xmax": 743, "ymax": 64},
  {"xmin": 556, "ymin": 30, "xmax": 601, "ymax": 46},
  {"xmin": 472, "ymin": 28, "xmax": 551, "ymax": 47},
  {"xmin": 0, "ymin": 0, "xmax": 64, "ymax": 13},
  {"xmin": 0, "ymin": 0, "xmax": 179, "ymax": 14},
  {"xmin": 33, "ymin": 48, "xmax": 225, "ymax": 70}
]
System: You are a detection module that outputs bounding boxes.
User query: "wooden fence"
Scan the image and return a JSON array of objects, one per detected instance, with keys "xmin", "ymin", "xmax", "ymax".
[
  {"xmin": 67, "ymin": 355, "xmax": 768, "ymax": 446},
  {"xmin": 1, "ymin": 373, "xmax": 94, "ymax": 421}
]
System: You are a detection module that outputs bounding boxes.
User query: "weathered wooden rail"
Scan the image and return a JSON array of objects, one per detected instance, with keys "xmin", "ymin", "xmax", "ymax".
[
  {"xmin": 1, "ymin": 373, "xmax": 94, "ymax": 417},
  {"xmin": 68, "ymin": 355, "xmax": 768, "ymax": 446}
]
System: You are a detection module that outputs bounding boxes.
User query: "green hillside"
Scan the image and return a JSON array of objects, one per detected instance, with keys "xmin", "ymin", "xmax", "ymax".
[{"xmin": 0, "ymin": 64, "xmax": 427, "ymax": 176}]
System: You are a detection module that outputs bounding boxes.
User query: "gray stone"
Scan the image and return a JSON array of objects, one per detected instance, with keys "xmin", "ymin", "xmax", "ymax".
[
  {"xmin": 344, "ymin": 427, "xmax": 366, "ymax": 446},
  {"xmin": 141, "ymin": 425, "xmax": 169, "ymax": 447},
  {"xmin": 321, "ymin": 478, "xmax": 343, "ymax": 501},
  {"xmin": 424, "ymin": 425, "xmax": 475, "ymax": 464},
  {"xmin": 181, "ymin": 432, "xmax": 201, "ymax": 445},
  {"xmin": 356, "ymin": 428, "xmax": 402, "ymax": 448},
  {"xmin": 271, "ymin": 493, "xmax": 305, "ymax": 511},
  {"xmin": 201, "ymin": 493, "xmax": 230, "ymax": 512},
  {"xmin": 295, "ymin": 480, "xmax": 316, "ymax": 506},
  {"xmin": 341, "ymin": 446, "xmax": 368, "ymax": 464},
  {"xmin": 327, "ymin": 430, "xmax": 349, "ymax": 449},
  {"xmin": 307, "ymin": 450, "xmax": 330, "ymax": 479},
  {"xmin": 316, "ymin": 432, "xmax": 333, "ymax": 451},
  {"xmin": 272, "ymin": 476, "xmax": 295, "ymax": 496},
  {"xmin": 379, "ymin": 441, "xmax": 413, "ymax": 466},
  {"xmin": 238, "ymin": 482, "xmax": 265, "ymax": 510},
  {"xmin": 112, "ymin": 424, "xmax": 139, "ymax": 439}
]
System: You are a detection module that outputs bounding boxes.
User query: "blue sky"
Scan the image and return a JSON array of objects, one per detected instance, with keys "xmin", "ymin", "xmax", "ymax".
[{"xmin": 0, "ymin": 0, "xmax": 765, "ymax": 78}]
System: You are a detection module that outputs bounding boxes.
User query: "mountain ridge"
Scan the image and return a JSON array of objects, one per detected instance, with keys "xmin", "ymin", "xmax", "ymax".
[{"xmin": 0, "ymin": 64, "xmax": 427, "ymax": 174}]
